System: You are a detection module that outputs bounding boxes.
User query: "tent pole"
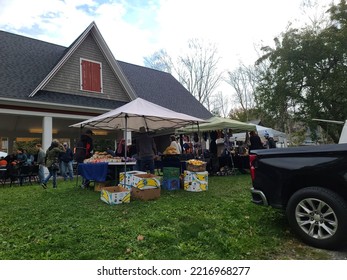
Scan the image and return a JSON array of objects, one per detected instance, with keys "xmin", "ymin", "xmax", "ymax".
[
  {"xmin": 197, "ymin": 122, "xmax": 202, "ymax": 159},
  {"xmin": 123, "ymin": 115, "xmax": 128, "ymax": 184},
  {"xmin": 75, "ymin": 124, "xmax": 84, "ymax": 189}
]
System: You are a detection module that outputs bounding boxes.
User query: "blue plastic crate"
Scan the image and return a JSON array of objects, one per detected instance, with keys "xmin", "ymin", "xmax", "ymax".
[{"xmin": 162, "ymin": 178, "xmax": 180, "ymax": 190}]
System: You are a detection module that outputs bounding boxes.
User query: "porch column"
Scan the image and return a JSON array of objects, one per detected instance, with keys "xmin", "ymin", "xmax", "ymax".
[
  {"xmin": 42, "ymin": 116, "xmax": 52, "ymax": 150},
  {"xmin": 7, "ymin": 137, "xmax": 14, "ymax": 154}
]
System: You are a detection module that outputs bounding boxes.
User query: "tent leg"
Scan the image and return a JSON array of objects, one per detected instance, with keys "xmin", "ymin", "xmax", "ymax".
[{"xmin": 75, "ymin": 163, "xmax": 80, "ymax": 189}]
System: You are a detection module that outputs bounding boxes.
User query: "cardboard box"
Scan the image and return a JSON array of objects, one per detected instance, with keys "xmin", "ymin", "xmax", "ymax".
[
  {"xmin": 162, "ymin": 178, "xmax": 180, "ymax": 190},
  {"xmin": 186, "ymin": 161, "xmax": 207, "ymax": 172},
  {"xmin": 183, "ymin": 170, "xmax": 208, "ymax": 182},
  {"xmin": 132, "ymin": 173, "xmax": 161, "ymax": 189},
  {"xmin": 184, "ymin": 170, "xmax": 208, "ymax": 192},
  {"xmin": 184, "ymin": 181, "xmax": 208, "ymax": 192},
  {"xmin": 131, "ymin": 186, "xmax": 161, "ymax": 201},
  {"xmin": 100, "ymin": 186, "xmax": 131, "ymax": 205},
  {"xmin": 119, "ymin": 170, "xmax": 147, "ymax": 189}
]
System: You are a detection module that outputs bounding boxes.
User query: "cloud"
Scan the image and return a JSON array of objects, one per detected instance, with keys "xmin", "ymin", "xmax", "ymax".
[
  {"xmin": 0, "ymin": 0, "xmax": 337, "ymax": 114},
  {"xmin": 0, "ymin": 0, "xmax": 336, "ymax": 70},
  {"xmin": 153, "ymin": 0, "xmax": 318, "ymax": 67}
]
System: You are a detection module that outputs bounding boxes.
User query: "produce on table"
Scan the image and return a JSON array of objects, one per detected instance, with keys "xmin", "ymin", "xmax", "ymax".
[{"xmin": 83, "ymin": 151, "xmax": 136, "ymax": 163}]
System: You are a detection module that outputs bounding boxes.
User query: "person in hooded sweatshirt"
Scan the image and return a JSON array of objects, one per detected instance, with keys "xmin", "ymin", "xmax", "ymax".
[{"xmin": 264, "ymin": 132, "xmax": 276, "ymax": 149}]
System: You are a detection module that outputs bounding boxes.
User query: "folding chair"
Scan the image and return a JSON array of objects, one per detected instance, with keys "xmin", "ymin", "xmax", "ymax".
[
  {"xmin": 9, "ymin": 165, "xmax": 31, "ymax": 186},
  {"xmin": 0, "ymin": 167, "xmax": 8, "ymax": 186}
]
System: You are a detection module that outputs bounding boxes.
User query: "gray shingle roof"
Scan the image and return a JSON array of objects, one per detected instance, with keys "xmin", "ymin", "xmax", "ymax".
[
  {"xmin": 117, "ymin": 61, "xmax": 212, "ymax": 119},
  {"xmin": 0, "ymin": 29, "xmax": 212, "ymax": 119},
  {"xmin": 0, "ymin": 30, "xmax": 66, "ymax": 100}
]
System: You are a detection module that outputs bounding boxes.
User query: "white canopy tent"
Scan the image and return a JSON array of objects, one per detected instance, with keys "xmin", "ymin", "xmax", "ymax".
[
  {"xmin": 176, "ymin": 116, "xmax": 256, "ymax": 133},
  {"xmin": 70, "ymin": 97, "xmax": 207, "ymax": 133},
  {"xmin": 232, "ymin": 124, "xmax": 288, "ymax": 147},
  {"xmin": 254, "ymin": 124, "xmax": 286, "ymax": 138},
  {"xmin": 70, "ymin": 97, "xmax": 208, "ymax": 173}
]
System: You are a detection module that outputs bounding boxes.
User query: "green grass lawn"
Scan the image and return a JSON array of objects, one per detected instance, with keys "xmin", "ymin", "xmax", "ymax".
[{"xmin": 0, "ymin": 174, "xmax": 334, "ymax": 260}]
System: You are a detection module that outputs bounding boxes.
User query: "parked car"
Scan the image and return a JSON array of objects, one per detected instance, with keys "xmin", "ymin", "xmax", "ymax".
[
  {"xmin": 249, "ymin": 143, "xmax": 347, "ymax": 249},
  {"xmin": 0, "ymin": 151, "xmax": 7, "ymax": 158}
]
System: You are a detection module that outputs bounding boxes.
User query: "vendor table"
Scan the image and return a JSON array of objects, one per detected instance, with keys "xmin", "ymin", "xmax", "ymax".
[
  {"xmin": 76, "ymin": 161, "xmax": 136, "ymax": 188},
  {"xmin": 109, "ymin": 162, "xmax": 136, "ymax": 184}
]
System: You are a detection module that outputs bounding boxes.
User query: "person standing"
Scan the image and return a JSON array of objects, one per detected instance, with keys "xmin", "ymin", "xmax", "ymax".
[
  {"xmin": 176, "ymin": 136, "xmax": 182, "ymax": 154},
  {"xmin": 136, "ymin": 126, "xmax": 157, "ymax": 174},
  {"xmin": 182, "ymin": 135, "xmax": 193, "ymax": 154},
  {"xmin": 42, "ymin": 140, "xmax": 65, "ymax": 189},
  {"xmin": 116, "ymin": 138, "xmax": 126, "ymax": 157},
  {"xmin": 249, "ymin": 131, "xmax": 264, "ymax": 151},
  {"xmin": 169, "ymin": 135, "xmax": 181, "ymax": 154},
  {"xmin": 128, "ymin": 140, "xmax": 139, "ymax": 170},
  {"xmin": 264, "ymin": 132, "xmax": 277, "ymax": 149},
  {"xmin": 35, "ymin": 144, "xmax": 46, "ymax": 184},
  {"xmin": 60, "ymin": 142, "xmax": 74, "ymax": 181},
  {"xmin": 74, "ymin": 129, "xmax": 94, "ymax": 163},
  {"xmin": 74, "ymin": 129, "xmax": 94, "ymax": 188}
]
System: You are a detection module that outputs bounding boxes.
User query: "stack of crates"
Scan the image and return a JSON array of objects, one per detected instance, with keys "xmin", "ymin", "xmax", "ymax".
[{"xmin": 162, "ymin": 167, "xmax": 180, "ymax": 190}]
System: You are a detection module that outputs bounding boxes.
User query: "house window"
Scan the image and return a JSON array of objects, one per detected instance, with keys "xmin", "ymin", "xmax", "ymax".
[{"xmin": 80, "ymin": 58, "xmax": 103, "ymax": 93}]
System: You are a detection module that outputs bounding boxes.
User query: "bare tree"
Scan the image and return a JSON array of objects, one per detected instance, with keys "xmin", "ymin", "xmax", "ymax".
[
  {"xmin": 300, "ymin": 0, "xmax": 333, "ymax": 30},
  {"xmin": 209, "ymin": 91, "xmax": 231, "ymax": 118},
  {"xmin": 226, "ymin": 64, "xmax": 259, "ymax": 121},
  {"xmin": 143, "ymin": 49, "xmax": 173, "ymax": 73},
  {"xmin": 143, "ymin": 39, "xmax": 223, "ymax": 111},
  {"xmin": 176, "ymin": 39, "xmax": 223, "ymax": 110}
]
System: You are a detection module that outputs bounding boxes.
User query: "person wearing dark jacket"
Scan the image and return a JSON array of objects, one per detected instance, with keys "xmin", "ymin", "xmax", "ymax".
[
  {"xmin": 42, "ymin": 140, "xmax": 65, "ymax": 189},
  {"xmin": 249, "ymin": 131, "xmax": 264, "ymax": 151},
  {"xmin": 264, "ymin": 132, "xmax": 276, "ymax": 149},
  {"xmin": 74, "ymin": 129, "xmax": 94, "ymax": 163},
  {"xmin": 60, "ymin": 142, "xmax": 74, "ymax": 181},
  {"xmin": 136, "ymin": 127, "xmax": 157, "ymax": 174},
  {"xmin": 36, "ymin": 144, "xmax": 46, "ymax": 184},
  {"xmin": 75, "ymin": 129, "xmax": 94, "ymax": 188},
  {"xmin": 15, "ymin": 148, "xmax": 28, "ymax": 166}
]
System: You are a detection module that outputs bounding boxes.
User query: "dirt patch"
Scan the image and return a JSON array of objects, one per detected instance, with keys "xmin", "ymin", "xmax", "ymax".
[
  {"xmin": 326, "ymin": 249, "xmax": 347, "ymax": 260},
  {"xmin": 273, "ymin": 238, "xmax": 347, "ymax": 260}
]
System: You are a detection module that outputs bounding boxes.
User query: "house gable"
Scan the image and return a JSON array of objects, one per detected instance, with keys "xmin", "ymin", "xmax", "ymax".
[
  {"xmin": 30, "ymin": 22, "xmax": 136, "ymax": 103},
  {"xmin": 43, "ymin": 33, "xmax": 130, "ymax": 102}
]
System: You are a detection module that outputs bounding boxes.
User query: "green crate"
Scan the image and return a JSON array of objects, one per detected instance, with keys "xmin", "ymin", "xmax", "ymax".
[{"xmin": 163, "ymin": 167, "xmax": 180, "ymax": 179}]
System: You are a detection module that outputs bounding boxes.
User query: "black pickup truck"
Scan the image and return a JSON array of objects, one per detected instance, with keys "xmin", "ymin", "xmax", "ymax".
[{"xmin": 249, "ymin": 143, "xmax": 347, "ymax": 249}]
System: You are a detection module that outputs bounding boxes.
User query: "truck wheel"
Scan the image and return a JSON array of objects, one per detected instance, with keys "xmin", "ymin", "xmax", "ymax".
[{"xmin": 286, "ymin": 187, "xmax": 347, "ymax": 249}]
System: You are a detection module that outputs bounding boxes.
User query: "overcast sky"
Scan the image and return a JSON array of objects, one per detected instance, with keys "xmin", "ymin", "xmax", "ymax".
[{"xmin": 0, "ymin": 0, "xmax": 336, "ymax": 96}]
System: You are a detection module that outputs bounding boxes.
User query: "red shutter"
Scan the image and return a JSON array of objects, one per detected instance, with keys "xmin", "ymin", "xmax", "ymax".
[
  {"xmin": 81, "ymin": 60, "xmax": 101, "ymax": 93},
  {"xmin": 91, "ymin": 62, "xmax": 101, "ymax": 92}
]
